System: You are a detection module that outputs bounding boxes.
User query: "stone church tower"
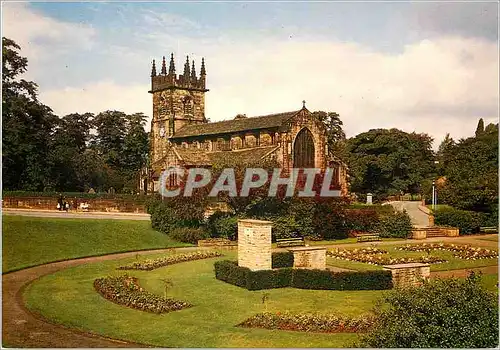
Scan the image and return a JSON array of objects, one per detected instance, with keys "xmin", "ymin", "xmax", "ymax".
[{"xmin": 149, "ymin": 54, "xmax": 208, "ymax": 163}]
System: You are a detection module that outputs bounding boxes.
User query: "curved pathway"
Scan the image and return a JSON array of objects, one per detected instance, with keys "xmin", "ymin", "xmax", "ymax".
[
  {"xmin": 2, "ymin": 247, "xmax": 204, "ymax": 348},
  {"xmin": 389, "ymin": 201, "xmax": 429, "ymax": 226}
]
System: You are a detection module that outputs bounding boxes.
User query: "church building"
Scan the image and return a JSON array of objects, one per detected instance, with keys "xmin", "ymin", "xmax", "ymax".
[{"xmin": 141, "ymin": 54, "xmax": 347, "ymax": 195}]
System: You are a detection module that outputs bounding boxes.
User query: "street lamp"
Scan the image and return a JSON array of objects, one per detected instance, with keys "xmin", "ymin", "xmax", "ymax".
[{"xmin": 431, "ymin": 180, "xmax": 437, "ymax": 210}]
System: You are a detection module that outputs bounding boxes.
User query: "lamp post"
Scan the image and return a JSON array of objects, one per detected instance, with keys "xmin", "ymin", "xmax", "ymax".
[{"xmin": 432, "ymin": 180, "xmax": 436, "ymax": 210}]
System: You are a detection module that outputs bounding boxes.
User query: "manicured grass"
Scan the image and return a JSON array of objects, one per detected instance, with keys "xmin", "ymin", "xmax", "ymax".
[
  {"xmin": 427, "ymin": 204, "xmax": 453, "ymax": 212},
  {"xmin": 24, "ymin": 251, "xmax": 381, "ymax": 347},
  {"xmin": 327, "ymin": 243, "xmax": 498, "ymax": 272},
  {"xmin": 2, "ymin": 215, "xmax": 190, "ymax": 273},
  {"xmin": 476, "ymin": 235, "xmax": 499, "ymax": 242}
]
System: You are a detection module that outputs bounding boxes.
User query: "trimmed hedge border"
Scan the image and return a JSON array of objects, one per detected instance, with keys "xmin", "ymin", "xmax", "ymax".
[
  {"xmin": 237, "ymin": 312, "xmax": 375, "ymax": 333},
  {"xmin": 271, "ymin": 252, "xmax": 294, "ymax": 268},
  {"xmin": 118, "ymin": 251, "xmax": 223, "ymax": 271},
  {"xmin": 214, "ymin": 260, "xmax": 393, "ymax": 291},
  {"xmin": 94, "ymin": 275, "xmax": 192, "ymax": 313}
]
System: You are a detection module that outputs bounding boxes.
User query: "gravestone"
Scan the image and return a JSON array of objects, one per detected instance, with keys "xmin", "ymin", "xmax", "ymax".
[{"xmin": 366, "ymin": 193, "xmax": 373, "ymax": 205}]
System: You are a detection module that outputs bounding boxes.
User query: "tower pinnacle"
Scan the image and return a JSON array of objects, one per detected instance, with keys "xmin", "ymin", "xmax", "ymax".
[
  {"xmin": 191, "ymin": 60, "xmax": 197, "ymax": 80},
  {"xmin": 161, "ymin": 56, "xmax": 167, "ymax": 75},
  {"xmin": 200, "ymin": 57, "xmax": 206, "ymax": 76},
  {"xmin": 183, "ymin": 56, "xmax": 190, "ymax": 82},
  {"xmin": 151, "ymin": 59, "xmax": 157, "ymax": 77},
  {"xmin": 169, "ymin": 53, "xmax": 175, "ymax": 75}
]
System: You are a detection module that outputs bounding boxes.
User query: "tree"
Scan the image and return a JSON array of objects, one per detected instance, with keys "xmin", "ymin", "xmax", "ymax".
[
  {"xmin": 346, "ymin": 129, "xmax": 435, "ymax": 200},
  {"xmin": 312, "ymin": 111, "xmax": 347, "ymax": 161},
  {"xmin": 436, "ymin": 133, "xmax": 455, "ymax": 176},
  {"xmin": 359, "ymin": 273, "xmax": 498, "ymax": 348},
  {"xmin": 475, "ymin": 118, "xmax": 485, "ymax": 137},
  {"xmin": 439, "ymin": 124, "xmax": 498, "ymax": 213},
  {"xmin": 2, "ymin": 37, "xmax": 57, "ymax": 190}
]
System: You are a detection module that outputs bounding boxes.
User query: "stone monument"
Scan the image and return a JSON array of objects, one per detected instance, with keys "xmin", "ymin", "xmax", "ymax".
[{"xmin": 237, "ymin": 219, "xmax": 272, "ymax": 271}]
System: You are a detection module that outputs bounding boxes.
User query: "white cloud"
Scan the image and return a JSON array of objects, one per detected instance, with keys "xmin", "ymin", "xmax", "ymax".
[
  {"xmin": 40, "ymin": 81, "xmax": 150, "ymax": 117},
  {"xmin": 2, "ymin": 2, "xmax": 96, "ymax": 79}
]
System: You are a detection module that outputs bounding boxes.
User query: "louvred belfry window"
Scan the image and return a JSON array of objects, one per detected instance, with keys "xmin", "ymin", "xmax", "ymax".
[{"xmin": 293, "ymin": 128, "xmax": 315, "ymax": 168}]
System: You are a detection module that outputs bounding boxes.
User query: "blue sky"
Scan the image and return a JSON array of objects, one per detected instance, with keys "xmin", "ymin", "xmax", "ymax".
[{"xmin": 3, "ymin": 1, "xmax": 499, "ymax": 146}]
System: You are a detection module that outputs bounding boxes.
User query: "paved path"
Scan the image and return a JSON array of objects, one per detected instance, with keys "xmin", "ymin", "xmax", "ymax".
[
  {"xmin": 2, "ymin": 247, "xmax": 205, "ymax": 348},
  {"xmin": 389, "ymin": 201, "xmax": 429, "ymax": 226},
  {"xmin": 3, "ymin": 208, "xmax": 150, "ymax": 220}
]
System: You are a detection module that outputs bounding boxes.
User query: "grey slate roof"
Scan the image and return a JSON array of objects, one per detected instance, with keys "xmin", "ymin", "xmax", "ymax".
[{"xmin": 171, "ymin": 110, "xmax": 300, "ymax": 138}]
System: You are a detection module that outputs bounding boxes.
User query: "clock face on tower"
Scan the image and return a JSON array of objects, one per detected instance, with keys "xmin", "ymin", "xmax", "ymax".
[{"xmin": 159, "ymin": 127, "xmax": 166, "ymax": 138}]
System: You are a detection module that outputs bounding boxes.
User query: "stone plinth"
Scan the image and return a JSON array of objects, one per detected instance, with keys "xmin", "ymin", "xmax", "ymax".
[
  {"xmin": 238, "ymin": 219, "xmax": 272, "ymax": 271},
  {"xmin": 383, "ymin": 263, "xmax": 430, "ymax": 288},
  {"xmin": 287, "ymin": 246, "xmax": 327, "ymax": 270}
]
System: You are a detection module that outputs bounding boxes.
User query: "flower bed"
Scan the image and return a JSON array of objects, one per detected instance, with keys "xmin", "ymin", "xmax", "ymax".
[
  {"xmin": 93, "ymin": 275, "xmax": 192, "ymax": 313},
  {"xmin": 237, "ymin": 312, "xmax": 374, "ymax": 333},
  {"xmin": 118, "ymin": 251, "xmax": 223, "ymax": 271},
  {"xmin": 397, "ymin": 243, "xmax": 498, "ymax": 260},
  {"xmin": 327, "ymin": 248, "xmax": 447, "ymax": 265}
]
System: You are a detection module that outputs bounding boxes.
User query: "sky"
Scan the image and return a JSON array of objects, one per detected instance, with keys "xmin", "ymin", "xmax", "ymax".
[{"xmin": 2, "ymin": 1, "xmax": 499, "ymax": 147}]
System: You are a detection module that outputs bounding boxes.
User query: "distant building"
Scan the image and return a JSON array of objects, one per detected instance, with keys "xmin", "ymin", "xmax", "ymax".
[{"xmin": 140, "ymin": 54, "xmax": 347, "ymax": 195}]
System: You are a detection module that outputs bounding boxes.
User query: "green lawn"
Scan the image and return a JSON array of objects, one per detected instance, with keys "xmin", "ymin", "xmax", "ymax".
[
  {"xmin": 476, "ymin": 235, "xmax": 499, "ymax": 242},
  {"xmin": 2, "ymin": 215, "xmax": 190, "ymax": 273},
  {"xmin": 427, "ymin": 204, "xmax": 453, "ymax": 212},
  {"xmin": 23, "ymin": 251, "xmax": 376, "ymax": 347},
  {"xmin": 327, "ymin": 243, "xmax": 498, "ymax": 272}
]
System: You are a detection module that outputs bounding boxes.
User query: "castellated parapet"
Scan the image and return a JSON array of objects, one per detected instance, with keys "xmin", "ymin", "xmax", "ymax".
[{"xmin": 238, "ymin": 219, "xmax": 272, "ymax": 271}]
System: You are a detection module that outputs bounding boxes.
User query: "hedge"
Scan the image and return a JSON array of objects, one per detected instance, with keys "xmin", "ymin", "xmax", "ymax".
[
  {"xmin": 292, "ymin": 269, "xmax": 393, "ymax": 291},
  {"xmin": 434, "ymin": 208, "xmax": 484, "ymax": 235},
  {"xmin": 214, "ymin": 260, "xmax": 393, "ymax": 291},
  {"xmin": 3, "ymin": 190, "xmax": 148, "ymax": 201},
  {"xmin": 271, "ymin": 252, "xmax": 294, "ymax": 268}
]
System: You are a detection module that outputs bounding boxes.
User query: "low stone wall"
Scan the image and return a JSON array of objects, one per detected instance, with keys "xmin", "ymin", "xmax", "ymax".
[
  {"xmin": 198, "ymin": 238, "xmax": 237, "ymax": 249},
  {"xmin": 288, "ymin": 246, "xmax": 327, "ymax": 270},
  {"xmin": 383, "ymin": 263, "xmax": 430, "ymax": 288},
  {"xmin": 2, "ymin": 196, "xmax": 146, "ymax": 213},
  {"xmin": 411, "ymin": 226, "xmax": 460, "ymax": 239},
  {"xmin": 238, "ymin": 219, "xmax": 272, "ymax": 271}
]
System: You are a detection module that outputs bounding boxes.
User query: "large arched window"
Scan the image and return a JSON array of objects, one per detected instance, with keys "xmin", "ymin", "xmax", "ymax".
[{"xmin": 293, "ymin": 128, "xmax": 315, "ymax": 168}]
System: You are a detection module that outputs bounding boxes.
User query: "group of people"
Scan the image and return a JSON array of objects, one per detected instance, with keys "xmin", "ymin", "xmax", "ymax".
[{"xmin": 56, "ymin": 194, "xmax": 70, "ymax": 212}]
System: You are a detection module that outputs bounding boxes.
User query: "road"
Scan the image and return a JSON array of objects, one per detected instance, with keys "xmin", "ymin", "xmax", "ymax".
[
  {"xmin": 2, "ymin": 208, "xmax": 150, "ymax": 221},
  {"xmin": 389, "ymin": 201, "xmax": 430, "ymax": 227}
]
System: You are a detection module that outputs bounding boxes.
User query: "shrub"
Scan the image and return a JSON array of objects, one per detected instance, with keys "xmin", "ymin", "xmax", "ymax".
[
  {"xmin": 271, "ymin": 215, "xmax": 302, "ymax": 240},
  {"xmin": 214, "ymin": 260, "xmax": 393, "ymax": 291},
  {"xmin": 312, "ymin": 197, "xmax": 350, "ymax": 240},
  {"xmin": 118, "ymin": 251, "xmax": 222, "ymax": 270},
  {"xmin": 344, "ymin": 208, "xmax": 379, "ymax": 233},
  {"xmin": 271, "ymin": 252, "xmax": 294, "ymax": 268},
  {"xmin": 147, "ymin": 196, "xmax": 208, "ymax": 234},
  {"xmin": 291, "ymin": 269, "xmax": 393, "ymax": 291},
  {"xmin": 94, "ymin": 275, "xmax": 192, "ymax": 314},
  {"xmin": 434, "ymin": 208, "xmax": 483, "ymax": 234},
  {"xmin": 238, "ymin": 312, "xmax": 375, "ymax": 333},
  {"xmin": 359, "ymin": 273, "xmax": 499, "ymax": 348},
  {"xmin": 168, "ymin": 227, "xmax": 209, "ymax": 244},
  {"xmin": 209, "ymin": 214, "xmax": 239, "ymax": 240},
  {"xmin": 378, "ymin": 210, "xmax": 413, "ymax": 238}
]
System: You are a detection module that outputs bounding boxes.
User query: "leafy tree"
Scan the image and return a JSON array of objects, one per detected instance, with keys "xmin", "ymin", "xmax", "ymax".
[
  {"xmin": 359, "ymin": 273, "xmax": 498, "ymax": 348},
  {"xmin": 439, "ymin": 123, "xmax": 498, "ymax": 213},
  {"xmin": 436, "ymin": 133, "xmax": 455, "ymax": 176},
  {"xmin": 347, "ymin": 129, "xmax": 435, "ymax": 200},
  {"xmin": 312, "ymin": 111, "xmax": 347, "ymax": 161},
  {"xmin": 475, "ymin": 117, "xmax": 485, "ymax": 137},
  {"xmin": 2, "ymin": 37, "xmax": 57, "ymax": 190}
]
